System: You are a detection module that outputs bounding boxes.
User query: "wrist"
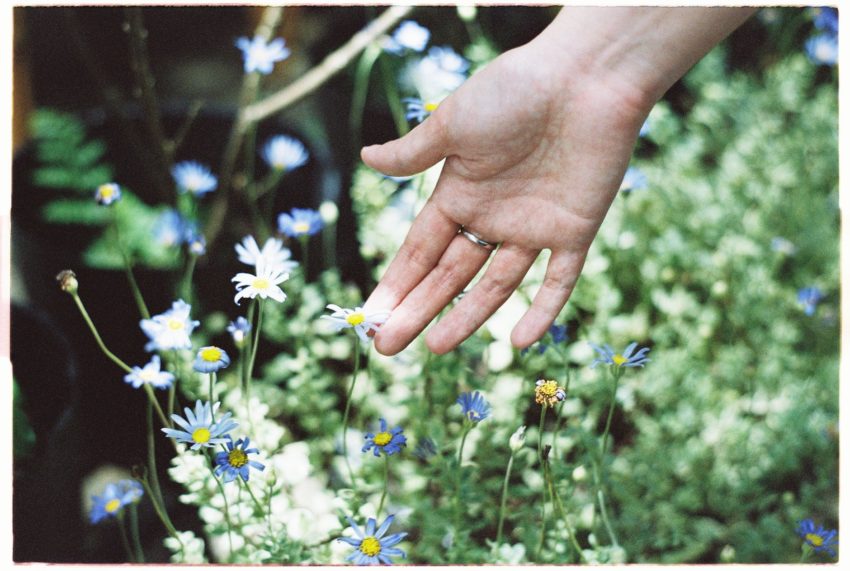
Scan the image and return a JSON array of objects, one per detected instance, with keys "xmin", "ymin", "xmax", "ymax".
[{"xmin": 530, "ymin": 6, "xmax": 755, "ymax": 111}]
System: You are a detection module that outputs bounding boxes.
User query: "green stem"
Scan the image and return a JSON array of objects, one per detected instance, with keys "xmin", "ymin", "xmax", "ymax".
[
  {"xmin": 453, "ymin": 424, "xmax": 471, "ymax": 543},
  {"xmin": 247, "ymin": 299, "xmax": 264, "ymax": 385},
  {"xmin": 377, "ymin": 453, "xmax": 390, "ymax": 517},
  {"xmin": 495, "ymin": 452, "xmax": 515, "ymax": 546},
  {"xmin": 146, "ymin": 400, "xmax": 165, "ymax": 511},
  {"xmin": 208, "ymin": 464, "xmax": 234, "ymax": 561},
  {"xmin": 113, "ymin": 199, "xmax": 150, "ymax": 320},
  {"xmin": 180, "ymin": 252, "xmax": 197, "ymax": 305},
  {"xmin": 71, "ymin": 293, "xmax": 132, "ymax": 374},
  {"xmin": 349, "ymin": 43, "xmax": 382, "ymax": 150},
  {"xmin": 299, "ymin": 235, "xmax": 310, "ymax": 280},
  {"xmin": 600, "ymin": 368, "xmax": 623, "ymax": 458},
  {"xmin": 167, "ymin": 349, "xmax": 179, "ymax": 420},
  {"xmin": 549, "ymin": 462, "xmax": 585, "ymax": 562},
  {"xmin": 128, "ymin": 503, "xmax": 145, "ymax": 563},
  {"xmin": 536, "ymin": 406, "xmax": 549, "ymax": 560},
  {"xmin": 143, "ymin": 383, "xmax": 170, "ymax": 430},
  {"xmin": 378, "ymin": 54, "xmax": 409, "ymax": 137},
  {"xmin": 597, "ymin": 488, "xmax": 620, "ymax": 548},
  {"xmin": 137, "ymin": 477, "xmax": 183, "ymax": 551},
  {"xmin": 209, "ymin": 372, "xmax": 217, "ymax": 422},
  {"xmin": 341, "ymin": 336, "xmax": 361, "ymax": 490},
  {"xmin": 240, "ymin": 478, "xmax": 270, "ymax": 523},
  {"xmin": 116, "ymin": 514, "xmax": 135, "ymax": 562}
]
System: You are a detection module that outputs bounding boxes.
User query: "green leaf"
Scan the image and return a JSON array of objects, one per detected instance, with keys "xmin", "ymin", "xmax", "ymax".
[{"xmin": 42, "ymin": 199, "xmax": 111, "ymax": 225}]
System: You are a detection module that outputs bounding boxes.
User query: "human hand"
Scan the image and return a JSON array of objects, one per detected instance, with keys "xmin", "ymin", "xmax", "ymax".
[{"xmin": 362, "ymin": 7, "xmax": 754, "ymax": 356}]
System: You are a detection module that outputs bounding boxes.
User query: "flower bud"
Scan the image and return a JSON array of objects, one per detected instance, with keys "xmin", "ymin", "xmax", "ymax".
[
  {"xmin": 319, "ymin": 200, "xmax": 339, "ymax": 225},
  {"xmin": 509, "ymin": 425, "xmax": 526, "ymax": 452},
  {"xmin": 56, "ymin": 269, "xmax": 78, "ymax": 294},
  {"xmin": 456, "ymin": 5, "xmax": 477, "ymax": 22}
]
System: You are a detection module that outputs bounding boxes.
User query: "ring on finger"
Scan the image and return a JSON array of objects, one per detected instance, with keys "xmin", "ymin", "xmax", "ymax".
[{"xmin": 458, "ymin": 226, "xmax": 499, "ymax": 251}]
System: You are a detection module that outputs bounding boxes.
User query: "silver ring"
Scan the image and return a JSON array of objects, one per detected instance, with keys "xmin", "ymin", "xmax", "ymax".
[{"xmin": 459, "ymin": 226, "xmax": 498, "ymax": 251}]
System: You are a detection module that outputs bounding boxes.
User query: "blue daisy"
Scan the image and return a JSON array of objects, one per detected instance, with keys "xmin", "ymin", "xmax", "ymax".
[
  {"xmin": 162, "ymin": 400, "xmax": 237, "ymax": 450},
  {"xmin": 139, "ymin": 299, "xmax": 200, "ymax": 352},
  {"xmin": 95, "ymin": 183, "xmax": 122, "ymax": 206},
  {"xmin": 172, "ymin": 161, "xmax": 218, "ymax": 196},
  {"xmin": 457, "ymin": 391, "xmax": 490, "ymax": 423},
  {"xmin": 277, "ymin": 207, "xmax": 324, "ymax": 238},
  {"xmin": 619, "ymin": 166, "xmax": 648, "ymax": 193},
  {"xmin": 797, "ymin": 286, "xmax": 824, "ymax": 316},
  {"xmin": 806, "ymin": 34, "xmax": 838, "ymax": 66},
  {"xmin": 385, "ymin": 20, "xmax": 430, "ymax": 54},
  {"xmin": 261, "ymin": 135, "xmax": 309, "ymax": 172},
  {"xmin": 337, "ymin": 513, "xmax": 407, "ymax": 565},
  {"xmin": 193, "ymin": 346, "xmax": 231, "ymax": 373},
  {"xmin": 797, "ymin": 518, "xmax": 838, "ymax": 557},
  {"xmin": 362, "ymin": 418, "xmax": 407, "ymax": 457},
  {"xmin": 153, "ymin": 209, "xmax": 186, "ymax": 248},
  {"xmin": 227, "ymin": 317, "xmax": 252, "ymax": 347},
  {"xmin": 236, "ymin": 36, "xmax": 290, "ymax": 75},
  {"xmin": 403, "ymin": 97, "xmax": 439, "ymax": 123},
  {"xmin": 124, "ymin": 355, "xmax": 174, "ymax": 390},
  {"xmin": 590, "ymin": 342, "xmax": 651, "ymax": 369},
  {"xmin": 90, "ymin": 479, "xmax": 144, "ymax": 524},
  {"xmin": 215, "ymin": 437, "xmax": 265, "ymax": 483}
]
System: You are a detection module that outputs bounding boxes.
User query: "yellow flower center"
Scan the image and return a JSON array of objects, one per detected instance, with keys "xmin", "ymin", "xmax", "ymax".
[
  {"xmin": 613, "ymin": 354, "xmax": 628, "ymax": 366},
  {"xmin": 200, "ymin": 347, "xmax": 223, "ymax": 362},
  {"xmin": 806, "ymin": 533, "xmax": 825, "ymax": 547},
  {"xmin": 167, "ymin": 318, "xmax": 185, "ymax": 330},
  {"xmin": 228, "ymin": 449, "xmax": 249, "ymax": 468},
  {"xmin": 359, "ymin": 536, "xmax": 382, "ymax": 557},
  {"xmin": 105, "ymin": 499, "xmax": 122, "ymax": 513},
  {"xmin": 98, "ymin": 185, "xmax": 115, "ymax": 199},
  {"xmin": 346, "ymin": 312, "xmax": 365, "ymax": 326},
  {"xmin": 424, "ymin": 101, "xmax": 440, "ymax": 112},
  {"xmin": 252, "ymin": 278, "xmax": 270, "ymax": 290},
  {"xmin": 374, "ymin": 432, "xmax": 392, "ymax": 446},
  {"xmin": 537, "ymin": 380, "xmax": 559, "ymax": 397},
  {"xmin": 192, "ymin": 427, "xmax": 211, "ymax": 444},
  {"xmin": 535, "ymin": 380, "xmax": 565, "ymax": 407},
  {"xmin": 293, "ymin": 222, "xmax": 310, "ymax": 234}
]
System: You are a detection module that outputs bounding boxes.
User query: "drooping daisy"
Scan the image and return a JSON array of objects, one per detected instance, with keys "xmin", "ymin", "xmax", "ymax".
[
  {"xmin": 457, "ymin": 391, "xmax": 490, "ymax": 423},
  {"xmin": 384, "ymin": 20, "xmax": 430, "ymax": 54},
  {"xmin": 322, "ymin": 304, "xmax": 390, "ymax": 343},
  {"xmin": 227, "ymin": 317, "xmax": 251, "ymax": 348},
  {"xmin": 590, "ymin": 342, "xmax": 651, "ymax": 369},
  {"xmin": 172, "ymin": 161, "xmax": 218, "ymax": 196},
  {"xmin": 124, "ymin": 355, "xmax": 174, "ymax": 390},
  {"xmin": 235, "ymin": 235, "xmax": 298, "ymax": 274},
  {"xmin": 153, "ymin": 209, "xmax": 186, "ymax": 248},
  {"xmin": 90, "ymin": 479, "xmax": 144, "ymax": 524},
  {"xmin": 534, "ymin": 379, "xmax": 566, "ymax": 408},
  {"xmin": 140, "ymin": 299, "xmax": 200, "ymax": 352},
  {"xmin": 277, "ymin": 208, "xmax": 324, "ymax": 238},
  {"xmin": 214, "ymin": 436, "xmax": 265, "ymax": 483},
  {"xmin": 193, "ymin": 346, "xmax": 231, "ymax": 373},
  {"xmin": 797, "ymin": 518, "xmax": 838, "ymax": 557},
  {"xmin": 184, "ymin": 226, "xmax": 206, "ymax": 256},
  {"xmin": 236, "ymin": 35, "xmax": 290, "ymax": 74},
  {"xmin": 337, "ymin": 513, "xmax": 408, "ymax": 565},
  {"xmin": 232, "ymin": 266, "xmax": 289, "ymax": 305},
  {"xmin": 162, "ymin": 400, "xmax": 237, "ymax": 451},
  {"xmin": 362, "ymin": 418, "xmax": 407, "ymax": 457},
  {"xmin": 95, "ymin": 183, "xmax": 122, "ymax": 206},
  {"xmin": 261, "ymin": 135, "xmax": 309, "ymax": 172}
]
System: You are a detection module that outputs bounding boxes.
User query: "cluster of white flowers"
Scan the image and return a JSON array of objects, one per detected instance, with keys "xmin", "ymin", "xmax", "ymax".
[{"xmin": 232, "ymin": 235, "xmax": 295, "ymax": 305}]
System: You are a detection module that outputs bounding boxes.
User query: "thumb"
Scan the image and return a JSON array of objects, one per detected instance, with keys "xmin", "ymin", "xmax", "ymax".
[{"xmin": 360, "ymin": 112, "xmax": 450, "ymax": 177}]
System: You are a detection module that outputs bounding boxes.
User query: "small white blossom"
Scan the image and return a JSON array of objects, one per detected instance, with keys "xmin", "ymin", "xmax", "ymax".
[
  {"xmin": 232, "ymin": 267, "xmax": 289, "ymax": 305},
  {"xmin": 235, "ymin": 235, "xmax": 298, "ymax": 274}
]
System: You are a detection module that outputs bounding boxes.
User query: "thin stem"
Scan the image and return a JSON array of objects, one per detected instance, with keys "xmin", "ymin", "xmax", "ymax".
[
  {"xmin": 299, "ymin": 235, "xmax": 310, "ymax": 280},
  {"xmin": 378, "ymin": 54, "xmax": 409, "ymax": 137},
  {"xmin": 377, "ymin": 453, "xmax": 390, "ymax": 517},
  {"xmin": 495, "ymin": 452, "xmax": 515, "ymax": 546},
  {"xmin": 71, "ymin": 293, "xmax": 132, "ymax": 373},
  {"xmin": 247, "ymin": 299, "xmax": 264, "ymax": 385},
  {"xmin": 535, "ymin": 406, "xmax": 549, "ymax": 560},
  {"xmin": 208, "ymin": 464, "xmax": 234, "ymax": 561},
  {"xmin": 349, "ymin": 44, "xmax": 382, "ymax": 152},
  {"xmin": 169, "ymin": 100, "xmax": 204, "ymax": 161},
  {"xmin": 111, "ymin": 209, "xmax": 150, "ymax": 320},
  {"xmin": 341, "ymin": 336, "xmax": 361, "ymax": 490},
  {"xmin": 452, "ymin": 424, "xmax": 471, "ymax": 545},
  {"xmin": 240, "ymin": 478, "xmax": 268, "ymax": 520},
  {"xmin": 137, "ymin": 477, "xmax": 183, "ymax": 551},
  {"xmin": 209, "ymin": 372, "xmax": 217, "ymax": 421},
  {"xmin": 128, "ymin": 503, "xmax": 145, "ymax": 563},
  {"xmin": 143, "ymin": 383, "xmax": 170, "ymax": 431},
  {"xmin": 549, "ymin": 462, "xmax": 585, "ymax": 562},
  {"xmin": 146, "ymin": 399, "xmax": 165, "ymax": 508},
  {"xmin": 597, "ymin": 488, "xmax": 620, "ymax": 548},
  {"xmin": 116, "ymin": 514, "xmax": 135, "ymax": 562},
  {"xmin": 180, "ymin": 253, "xmax": 197, "ymax": 305},
  {"xmin": 600, "ymin": 368, "xmax": 622, "ymax": 458}
]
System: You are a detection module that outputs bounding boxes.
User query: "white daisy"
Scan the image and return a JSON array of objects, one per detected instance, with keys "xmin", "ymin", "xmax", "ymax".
[
  {"xmin": 232, "ymin": 267, "xmax": 289, "ymax": 305},
  {"xmin": 234, "ymin": 235, "xmax": 298, "ymax": 274},
  {"xmin": 322, "ymin": 304, "xmax": 391, "ymax": 343}
]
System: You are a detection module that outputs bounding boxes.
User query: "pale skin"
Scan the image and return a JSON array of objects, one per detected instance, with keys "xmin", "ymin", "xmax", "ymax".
[{"xmin": 362, "ymin": 7, "xmax": 757, "ymax": 356}]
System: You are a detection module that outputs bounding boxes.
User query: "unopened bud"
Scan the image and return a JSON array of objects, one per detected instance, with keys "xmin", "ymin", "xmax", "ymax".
[
  {"xmin": 509, "ymin": 425, "xmax": 526, "ymax": 452},
  {"xmin": 457, "ymin": 5, "xmax": 477, "ymax": 22},
  {"xmin": 56, "ymin": 269, "xmax": 78, "ymax": 294}
]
